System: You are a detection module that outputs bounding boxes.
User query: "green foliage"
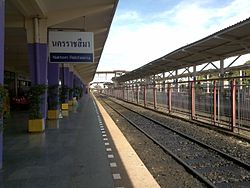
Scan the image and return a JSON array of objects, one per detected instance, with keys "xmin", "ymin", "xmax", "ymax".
[
  {"xmin": 243, "ymin": 60, "xmax": 250, "ymax": 85},
  {"xmin": 244, "ymin": 60, "xmax": 250, "ymax": 65},
  {"xmin": 74, "ymin": 87, "xmax": 83, "ymax": 98},
  {"xmin": 28, "ymin": 84, "xmax": 47, "ymax": 119},
  {"xmin": 48, "ymin": 85, "xmax": 59, "ymax": 110},
  {"xmin": 0, "ymin": 85, "xmax": 9, "ymax": 129},
  {"xmin": 225, "ymin": 70, "xmax": 240, "ymax": 78},
  {"xmin": 208, "ymin": 73, "xmax": 219, "ymax": 79},
  {"xmin": 59, "ymin": 85, "xmax": 69, "ymax": 103},
  {"xmin": 197, "ymin": 75, "xmax": 206, "ymax": 80},
  {"xmin": 0, "ymin": 85, "xmax": 8, "ymax": 110},
  {"xmin": 243, "ymin": 61, "xmax": 250, "ymax": 76}
]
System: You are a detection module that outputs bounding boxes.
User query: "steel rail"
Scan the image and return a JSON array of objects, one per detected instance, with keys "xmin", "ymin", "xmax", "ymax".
[
  {"xmin": 99, "ymin": 97, "xmax": 216, "ymax": 188},
  {"xmin": 108, "ymin": 97, "xmax": 250, "ymax": 171}
]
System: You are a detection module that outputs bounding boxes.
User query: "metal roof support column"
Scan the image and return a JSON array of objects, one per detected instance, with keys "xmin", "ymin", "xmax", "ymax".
[
  {"xmin": 206, "ymin": 74, "xmax": 210, "ymax": 93},
  {"xmin": 129, "ymin": 81, "xmax": 132, "ymax": 101},
  {"xmin": 220, "ymin": 59, "xmax": 225, "ymax": 88},
  {"xmin": 117, "ymin": 83, "xmax": 120, "ymax": 99},
  {"xmin": 153, "ymin": 75, "xmax": 157, "ymax": 109},
  {"xmin": 231, "ymin": 79, "xmax": 236, "ymax": 132},
  {"xmin": 139, "ymin": 78, "xmax": 144, "ymax": 102},
  {"xmin": 0, "ymin": 0, "xmax": 5, "ymax": 170},
  {"xmin": 136, "ymin": 80, "xmax": 139, "ymax": 104},
  {"xmin": 126, "ymin": 82, "xmax": 129, "ymax": 101},
  {"xmin": 162, "ymin": 72, "xmax": 166, "ymax": 92},
  {"xmin": 139, "ymin": 78, "xmax": 142, "ymax": 104},
  {"xmin": 191, "ymin": 81, "xmax": 196, "ymax": 120},
  {"xmin": 213, "ymin": 80, "xmax": 217, "ymax": 124},
  {"xmin": 145, "ymin": 76, "xmax": 150, "ymax": 106},
  {"xmin": 144, "ymin": 78, "xmax": 147, "ymax": 107},
  {"xmin": 127, "ymin": 81, "xmax": 130, "ymax": 101},
  {"xmin": 134, "ymin": 79, "xmax": 138, "ymax": 103},
  {"xmin": 132, "ymin": 80, "xmax": 134, "ymax": 102},
  {"xmin": 193, "ymin": 66, "xmax": 197, "ymax": 82},
  {"xmin": 122, "ymin": 83, "xmax": 125, "ymax": 100},
  {"xmin": 175, "ymin": 70, "xmax": 179, "ymax": 92},
  {"xmin": 168, "ymin": 83, "xmax": 172, "ymax": 113},
  {"xmin": 123, "ymin": 84, "xmax": 127, "ymax": 97},
  {"xmin": 123, "ymin": 82, "xmax": 127, "ymax": 101},
  {"xmin": 219, "ymin": 59, "xmax": 225, "ymax": 118}
]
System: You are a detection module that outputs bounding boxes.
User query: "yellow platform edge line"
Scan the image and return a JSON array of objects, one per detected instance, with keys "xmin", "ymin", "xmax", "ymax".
[{"xmin": 93, "ymin": 95, "xmax": 160, "ymax": 188}]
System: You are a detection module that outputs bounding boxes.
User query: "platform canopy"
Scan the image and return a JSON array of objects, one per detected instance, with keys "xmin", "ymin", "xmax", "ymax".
[
  {"xmin": 5, "ymin": 0, "xmax": 118, "ymax": 84},
  {"xmin": 116, "ymin": 17, "xmax": 250, "ymax": 82}
]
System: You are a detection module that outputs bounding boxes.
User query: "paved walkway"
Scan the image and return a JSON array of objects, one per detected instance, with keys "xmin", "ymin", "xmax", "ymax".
[{"xmin": 0, "ymin": 94, "xmax": 117, "ymax": 188}]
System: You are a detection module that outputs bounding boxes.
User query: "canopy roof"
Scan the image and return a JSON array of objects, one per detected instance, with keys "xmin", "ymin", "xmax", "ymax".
[
  {"xmin": 5, "ymin": 0, "xmax": 118, "ymax": 84},
  {"xmin": 116, "ymin": 17, "xmax": 250, "ymax": 82}
]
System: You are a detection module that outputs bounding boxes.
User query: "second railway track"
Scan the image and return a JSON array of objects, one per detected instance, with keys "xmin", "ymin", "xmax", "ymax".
[{"xmin": 98, "ymin": 95, "xmax": 250, "ymax": 188}]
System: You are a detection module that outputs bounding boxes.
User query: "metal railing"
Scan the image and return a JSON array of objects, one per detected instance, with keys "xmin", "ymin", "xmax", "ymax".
[{"xmin": 103, "ymin": 78, "xmax": 250, "ymax": 137}]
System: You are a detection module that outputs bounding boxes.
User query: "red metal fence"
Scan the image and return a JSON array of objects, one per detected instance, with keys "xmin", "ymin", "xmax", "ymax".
[{"xmin": 104, "ymin": 78, "xmax": 250, "ymax": 137}]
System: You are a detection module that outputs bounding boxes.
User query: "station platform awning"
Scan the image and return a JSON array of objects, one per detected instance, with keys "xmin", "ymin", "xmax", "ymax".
[
  {"xmin": 6, "ymin": 0, "xmax": 118, "ymax": 84},
  {"xmin": 116, "ymin": 17, "xmax": 250, "ymax": 82}
]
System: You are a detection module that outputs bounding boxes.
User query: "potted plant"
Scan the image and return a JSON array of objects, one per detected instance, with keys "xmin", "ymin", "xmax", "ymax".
[
  {"xmin": 74, "ymin": 87, "xmax": 82, "ymax": 100},
  {"xmin": 72, "ymin": 87, "xmax": 80, "ymax": 106},
  {"xmin": 59, "ymin": 85, "xmax": 69, "ymax": 116},
  {"xmin": 27, "ymin": 84, "xmax": 47, "ymax": 132},
  {"xmin": 47, "ymin": 85, "xmax": 59, "ymax": 119}
]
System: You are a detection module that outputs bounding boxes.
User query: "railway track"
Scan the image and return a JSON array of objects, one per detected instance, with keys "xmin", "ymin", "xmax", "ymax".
[{"xmin": 98, "ymin": 96, "xmax": 250, "ymax": 188}]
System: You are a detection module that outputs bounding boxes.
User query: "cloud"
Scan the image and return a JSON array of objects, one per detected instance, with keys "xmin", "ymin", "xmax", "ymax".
[
  {"xmin": 97, "ymin": 0, "xmax": 250, "ymax": 73},
  {"xmin": 115, "ymin": 11, "xmax": 141, "ymax": 22}
]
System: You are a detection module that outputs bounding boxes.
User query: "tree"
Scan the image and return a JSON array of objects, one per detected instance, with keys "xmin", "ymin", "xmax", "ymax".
[{"xmin": 243, "ymin": 60, "xmax": 250, "ymax": 85}]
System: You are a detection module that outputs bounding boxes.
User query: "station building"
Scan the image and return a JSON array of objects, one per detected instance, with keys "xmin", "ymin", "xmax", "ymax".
[{"xmin": 0, "ymin": 0, "xmax": 118, "ymax": 169}]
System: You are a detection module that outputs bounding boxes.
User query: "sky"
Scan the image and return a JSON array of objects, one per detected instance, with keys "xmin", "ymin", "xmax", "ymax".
[{"xmin": 96, "ymin": 0, "xmax": 250, "ymax": 74}]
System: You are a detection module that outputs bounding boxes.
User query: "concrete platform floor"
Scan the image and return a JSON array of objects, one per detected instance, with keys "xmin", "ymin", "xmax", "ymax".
[
  {"xmin": 0, "ymin": 95, "xmax": 123, "ymax": 188},
  {"xmin": 0, "ymin": 94, "xmax": 159, "ymax": 188}
]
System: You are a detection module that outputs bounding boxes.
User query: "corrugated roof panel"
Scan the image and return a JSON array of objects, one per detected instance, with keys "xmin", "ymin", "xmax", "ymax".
[{"xmin": 116, "ymin": 17, "xmax": 250, "ymax": 82}]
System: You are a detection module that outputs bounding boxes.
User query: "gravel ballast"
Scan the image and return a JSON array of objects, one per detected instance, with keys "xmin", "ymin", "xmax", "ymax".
[{"xmin": 98, "ymin": 96, "xmax": 207, "ymax": 187}]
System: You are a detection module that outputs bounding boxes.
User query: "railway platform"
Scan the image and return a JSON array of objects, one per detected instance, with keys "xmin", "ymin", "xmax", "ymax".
[{"xmin": 0, "ymin": 93, "xmax": 159, "ymax": 188}]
